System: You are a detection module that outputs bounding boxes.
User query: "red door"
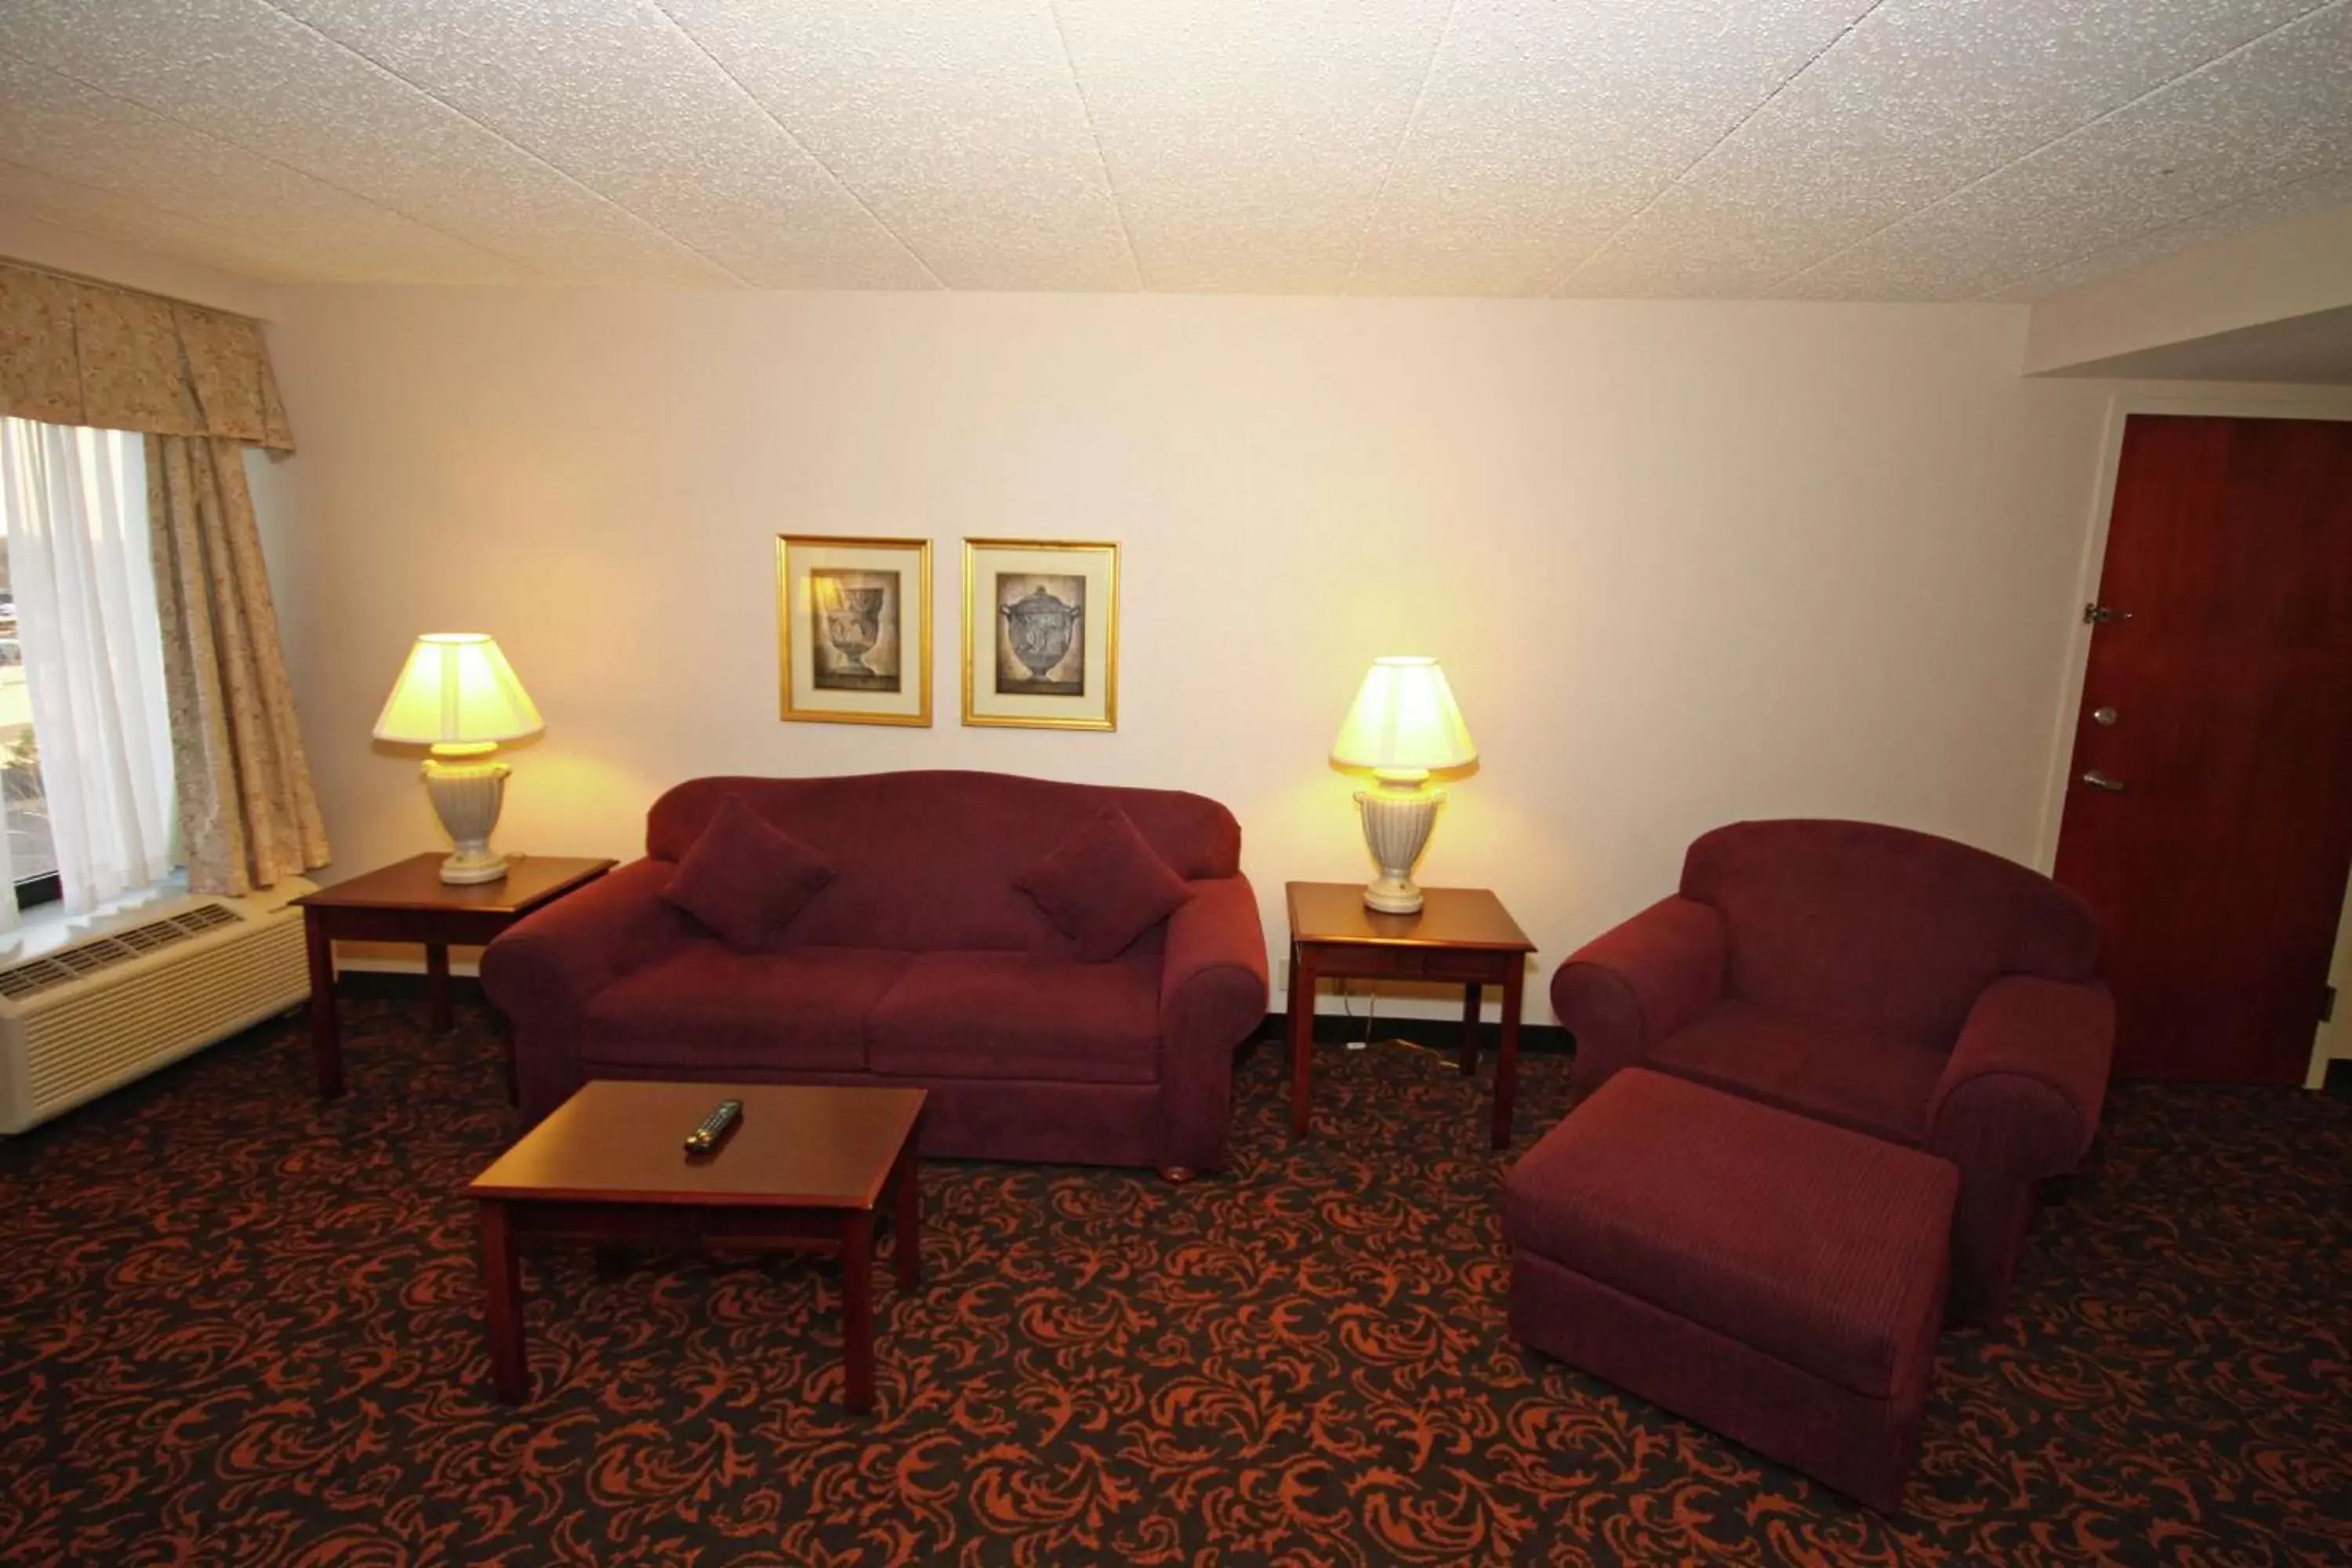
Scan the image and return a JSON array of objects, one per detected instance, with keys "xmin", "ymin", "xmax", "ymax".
[{"xmin": 2054, "ymin": 415, "xmax": 2352, "ymax": 1082}]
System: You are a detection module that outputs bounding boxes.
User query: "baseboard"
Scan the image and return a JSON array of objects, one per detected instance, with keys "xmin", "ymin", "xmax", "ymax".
[
  {"xmin": 336, "ymin": 970, "xmax": 488, "ymax": 1004},
  {"xmin": 1252, "ymin": 1011, "xmax": 1573, "ymax": 1055},
  {"xmin": 336, "ymin": 973, "xmax": 1574, "ymax": 1057}
]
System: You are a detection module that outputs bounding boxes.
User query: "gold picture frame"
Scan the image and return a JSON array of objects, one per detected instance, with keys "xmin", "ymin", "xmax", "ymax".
[
  {"xmin": 777, "ymin": 534, "xmax": 933, "ymax": 726},
  {"xmin": 962, "ymin": 538, "xmax": 1120, "ymax": 731}
]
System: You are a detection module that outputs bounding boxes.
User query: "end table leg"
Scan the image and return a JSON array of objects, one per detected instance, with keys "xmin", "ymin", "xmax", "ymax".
[
  {"xmin": 892, "ymin": 1142, "xmax": 922, "ymax": 1292},
  {"xmin": 1287, "ymin": 942, "xmax": 1316, "ymax": 1140},
  {"xmin": 479, "ymin": 1201, "xmax": 528, "ymax": 1403},
  {"xmin": 426, "ymin": 943, "xmax": 452, "ymax": 1033},
  {"xmin": 1493, "ymin": 967, "xmax": 1525, "ymax": 1152},
  {"xmin": 1459, "ymin": 983, "xmax": 1482, "ymax": 1076},
  {"xmin": 303, "ymin": 910, "xmax": 344, "ymax": 1098},
  {"xmin": 840, "ymin": 1212, "xmax": 876, "ymax": 1414}
]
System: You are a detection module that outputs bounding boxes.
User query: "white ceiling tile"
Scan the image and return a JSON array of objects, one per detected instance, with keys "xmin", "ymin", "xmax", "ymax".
[
  {"xmin": 1777, "ymin": 4, "xmax": 2352, "ymax": 300},
  {"xmin": 1052, "ymin": 0, "xmax": 1454, "ymax": 292},
  {"xmin": 5, "ymin": 0, "xmax": 735, "ymax": 286},
  {"xmin": 1563, "ymin": 0, "xmax": 2331, "ymax": 298},
  {"xmin": 0, "ymin": 0, "xmax": 2343, "ymax": 301},
  {"xmin": 654, "ymin": 0, "xmax": 1134, "ymax": 291},
  {"xmin": 1350, "ymin": 0, "xmax": 1776, "ymax": 296},
  {"xmin": 0, "ymin": 158, "xmax": 318, "ymax": 281},
  {"xmin": 263, "ymin": 0, "xmax": 938, "ymax": 288},
  {"xmin": 1753, "ymin": 0, "xmax": 1882, "ymax": 91},
  {"xmin": 0, "ymin": 53, "xmax": 538, "ymax": 282}
]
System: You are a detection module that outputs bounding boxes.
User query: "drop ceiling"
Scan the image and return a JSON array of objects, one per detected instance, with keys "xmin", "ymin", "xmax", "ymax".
[{"xmin": 0, "ymin": 0, "xmax": 2347, "ymax": 299}]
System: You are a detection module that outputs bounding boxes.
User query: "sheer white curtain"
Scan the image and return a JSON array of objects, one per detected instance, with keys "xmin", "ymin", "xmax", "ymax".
[{"xmin": 0, "ymin": 417, "xmax": 177, "ymax": 916}]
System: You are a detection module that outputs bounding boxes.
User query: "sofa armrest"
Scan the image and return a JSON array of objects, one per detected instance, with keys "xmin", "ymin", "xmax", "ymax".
[
  {"xmin": 479, "ymin": 858, "xmax": 695, "ymax": 1120},
  {"xmin": 1157, "ymin": 874, "xmax": 1271, "ymax": 1171},
  {"xmin": 1550, "ymin": 895, "xmax": 1727, "ymax": 1098},
  {"xmin": 1926, "ymin": 975, "xmax": 2115, "ymax": 1181}
]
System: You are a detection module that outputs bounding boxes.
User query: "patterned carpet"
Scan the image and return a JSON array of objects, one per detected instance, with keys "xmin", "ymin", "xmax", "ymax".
[{"xmin": 2, "ymin": 1000, "xmax": 2349, "ymax": 1567}]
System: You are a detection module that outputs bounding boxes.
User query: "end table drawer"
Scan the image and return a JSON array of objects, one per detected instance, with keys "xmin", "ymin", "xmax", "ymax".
[{"xmin": 1377, "ymin": 946, "xmax": 1515, "ymax": 982}]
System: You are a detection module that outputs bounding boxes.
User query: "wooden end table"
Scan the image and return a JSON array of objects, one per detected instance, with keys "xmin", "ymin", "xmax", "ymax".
[
  {"xmin": 1285, "ymin": 881, "xmax": 1537, "ymax": 1150},
  {"xmin": 465, "ymin": 1081, "xmax": 926, "ymax": 1414},
  {"xmin": 290, "ymin": 853, "xmax": 616, "ymax": 1100}
]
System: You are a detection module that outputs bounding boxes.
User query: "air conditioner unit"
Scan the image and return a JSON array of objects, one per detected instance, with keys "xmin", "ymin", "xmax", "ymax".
[{"xmin": 0, "ymin": 877, "xmax": 317, "ymax": 1134}]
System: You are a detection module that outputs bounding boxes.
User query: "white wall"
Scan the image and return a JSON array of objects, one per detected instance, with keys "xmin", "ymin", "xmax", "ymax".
[
  {"xmin": 2026, "ymin": 201, "xmax": 2352, "ymax": 378},
  {"xmin": 260, "ymin": 288, "xmax": 2132, "ymax": 1022},
  {"xmin": 0, "ymin": 209, "xmax": 281, "ymax": 321}
]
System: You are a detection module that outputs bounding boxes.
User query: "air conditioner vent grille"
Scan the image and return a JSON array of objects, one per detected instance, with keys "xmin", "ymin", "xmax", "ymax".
[{"xmin": 0, "ymin": 902, "xmax": 249, "ymax": 1000}]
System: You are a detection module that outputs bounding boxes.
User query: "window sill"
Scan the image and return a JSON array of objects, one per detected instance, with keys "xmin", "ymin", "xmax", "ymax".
[{"xmin": 0, "ymin": 872, "xmax": 190, "ymax": 962}]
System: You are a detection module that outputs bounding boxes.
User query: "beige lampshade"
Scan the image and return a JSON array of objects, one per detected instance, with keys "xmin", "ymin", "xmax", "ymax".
[
  {"xmin": 372, "ymin": 633, "xmax": 544, "ymax": 752},
  {"xmin": 1330, "ymin": 655, "xmax": 1477, "ymax": 779}
]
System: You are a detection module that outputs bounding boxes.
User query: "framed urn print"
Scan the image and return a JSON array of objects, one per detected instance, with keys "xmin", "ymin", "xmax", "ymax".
[
  {"xmin": 962, "ymin": 539, "xmax": 1120, "ymax": 731},
  {"xmin": 777, "ymin": 535, "xmax": 932, "ymax": 726}
]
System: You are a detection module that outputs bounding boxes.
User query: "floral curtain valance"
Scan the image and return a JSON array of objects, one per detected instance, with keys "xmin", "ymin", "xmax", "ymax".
[{"xmin": 0, "ymin": 261, "xmax": 293, "ymax": 451}]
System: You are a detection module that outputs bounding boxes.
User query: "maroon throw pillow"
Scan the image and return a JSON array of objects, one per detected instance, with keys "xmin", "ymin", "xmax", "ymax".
[
  {"xmin": 662, "ymin": 796, "xmax": 834, "ymax": 949},
  {"xmin": 1014, "ymin": 808, "xmax": 1194, "ymax": 963}
]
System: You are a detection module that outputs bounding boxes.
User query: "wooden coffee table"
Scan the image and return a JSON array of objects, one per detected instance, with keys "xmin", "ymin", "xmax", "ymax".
[
  {"xmin": 465, "ymin": 1080, "xmax": 927, "ymax": 1414},
  {"xmin": 1286, "ymin": 881, "xmax": 1537, "ymax": 1149}
]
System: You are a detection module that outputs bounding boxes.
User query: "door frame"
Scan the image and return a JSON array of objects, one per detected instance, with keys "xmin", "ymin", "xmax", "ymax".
[{"xmin": 2031, "ymin": 390, "xmax": 2352, "ymax": 1087}]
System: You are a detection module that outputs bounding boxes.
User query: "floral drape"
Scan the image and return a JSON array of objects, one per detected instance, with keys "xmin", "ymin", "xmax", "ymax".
[
  {"xmin": 147, "ymin": 434, "xmax": 329, "ymax": 894},
  {"xmin": 1, "ymin": 257, "xmax": 325, "ymax": 895},
  {"xmin": 0, "ymin": 262, "xmax": 293, "ymax": 448}
]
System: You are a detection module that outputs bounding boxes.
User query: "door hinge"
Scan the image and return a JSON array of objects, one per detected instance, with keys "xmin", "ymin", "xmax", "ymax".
[
  {"xmin": 2325, "ymin": 985, "xmax": 2337, "ymax": 1024},
  {"xmin": 2083, "ymin": 602, "xmax": 2132, "ymax": 625}
]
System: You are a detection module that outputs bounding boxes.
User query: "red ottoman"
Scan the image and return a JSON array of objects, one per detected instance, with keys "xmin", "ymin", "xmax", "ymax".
[{"xmin": 1501, "ymin": 1068, "xmax": 1958, "ymax": 1511}]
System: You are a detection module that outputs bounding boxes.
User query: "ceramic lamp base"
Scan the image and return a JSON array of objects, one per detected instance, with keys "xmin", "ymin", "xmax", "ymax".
[
  {"xmin": 422, "ymin": 754, "xmax": 511, "ymax": 884},
  {"xmin": 1355, "ymin": 782, "xmax": 1446, "ymax": 914}
]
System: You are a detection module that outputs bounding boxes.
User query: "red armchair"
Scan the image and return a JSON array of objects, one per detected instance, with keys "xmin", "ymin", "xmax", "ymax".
[{"xmin": 1550, "ymin": 819, "xmax": 2113, "ymax": 1326}]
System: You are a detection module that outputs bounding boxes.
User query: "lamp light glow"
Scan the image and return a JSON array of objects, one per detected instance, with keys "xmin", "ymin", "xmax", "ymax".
[
  {"xmin": 375, "ymin": 633, "xmax": 543, "ymax": 884},
  {"xmin": 1331, "ymin": 656, "xmax": 1476, "ymax": 915}
]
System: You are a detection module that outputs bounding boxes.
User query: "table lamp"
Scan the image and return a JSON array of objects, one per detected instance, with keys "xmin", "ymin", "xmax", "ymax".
[
  {"xmin": 1330, "ymin": 655, "xmax": 1477, "ymax": 914},
  {"xmin": 372, "ymin": 633, "xmax": 544, "ymax": 884}
]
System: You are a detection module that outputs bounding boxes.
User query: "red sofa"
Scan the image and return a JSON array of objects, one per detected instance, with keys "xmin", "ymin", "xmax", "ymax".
[
  {"xmin": 480, "ymin": 771, "xmax": 1269, "ymax": 1175},
  {"xmin": 1549, "ymin": 819, "xmax": 2113, "ymax": 1326}
]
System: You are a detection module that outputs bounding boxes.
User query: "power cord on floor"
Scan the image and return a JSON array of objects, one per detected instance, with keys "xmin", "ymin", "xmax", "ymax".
[{"xmin": 1332, "ymin": 979, "xmax": 1453, "ymax": 1062}]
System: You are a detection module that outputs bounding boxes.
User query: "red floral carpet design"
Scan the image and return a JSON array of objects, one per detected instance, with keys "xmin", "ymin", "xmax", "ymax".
[{"xmin": 3, "ymin": 1003, "xmax": 2349, "ymax": 1566}]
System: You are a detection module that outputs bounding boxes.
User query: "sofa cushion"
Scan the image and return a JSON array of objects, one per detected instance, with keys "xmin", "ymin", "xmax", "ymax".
[
  {"xmin": 1681, "ymin": 819, "xmax": 2099, "ymax": 1045},
  {"xmin": 1501, "ymin": 1069, "xmax": 1957, "ymax": 1401},
  {"xmin": 1648, "ymin": 1000, "xmax": 1949, "ymax": 1145},
  {"xmin": 869, "ymin": 952, "xmax": 1161, "ymax": 1083},
  {"xmin": 643, "ymin": 771, "xmax": 1241, "ymax": 954},
  {"xmin": 661, "ymin": 796, "xmax": 833, "ymax": 949},
  {"xmin": 582, "ymin": 943, "xmax": 909, "ymax": 1072},
  {"xmin": 1014, "ymin": 808, "xmax": 1195, "ymax": 962}
]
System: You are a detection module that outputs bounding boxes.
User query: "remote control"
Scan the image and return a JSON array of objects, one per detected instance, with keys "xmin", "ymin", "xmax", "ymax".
[{"xmin": 684, "ymin": 1098, "xmax": 743, "ymax": 1156}]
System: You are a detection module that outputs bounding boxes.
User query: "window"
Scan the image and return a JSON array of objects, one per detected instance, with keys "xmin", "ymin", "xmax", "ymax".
[
  {"xmin": 0, "ymin": 418, "xmax": 178, "ymax": 921},
  {"xmin": 0, "ymin": 580, "xmax": 56, "ymax": 909}
]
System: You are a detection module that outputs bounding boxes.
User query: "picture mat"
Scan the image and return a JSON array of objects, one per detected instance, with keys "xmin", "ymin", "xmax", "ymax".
[
  {"xmin": 965, "ymin": 542, "xmax": 1116, "ymax": 728},
  {"xmin": 783, "ymin": 540, "xmax": 927, "ymax": 720}
]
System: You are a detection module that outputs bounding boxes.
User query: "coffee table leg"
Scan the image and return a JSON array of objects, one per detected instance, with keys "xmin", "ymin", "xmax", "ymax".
[
  {"xmin": 1287, "ymin": 941, "xmax": 1316, "ymax": 1139},
  {"xmin": 479, "ymin": 1201, "xmax": 528, "ymax": 1403},
  {"xmin": 1493, "ymin": 966, "xmax": 1525, "ymax": 1151},
  {"xmin": 426, "ymin": 943, "xmax": 452, "ymax": 1033},
  {"xmin": 1460, "ymin": 983, "xmax": 1482, "ymax": 1076},
  {"xmin": 840, "ymin": 1211, "xmax": 876, "ymax": 1414},
  {"xmin": 892, "ymin": 1142, "xmax": 922, "ymax": 1292},
  {"xmin": 303, "ymin": 910, "xmax": 344, "ymax": 1098}
]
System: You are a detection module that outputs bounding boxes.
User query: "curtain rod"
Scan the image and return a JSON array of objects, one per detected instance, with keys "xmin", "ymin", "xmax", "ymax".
[{"xmin": 0, "ymin": 252, "xmax": 266, "ymax": 324}]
